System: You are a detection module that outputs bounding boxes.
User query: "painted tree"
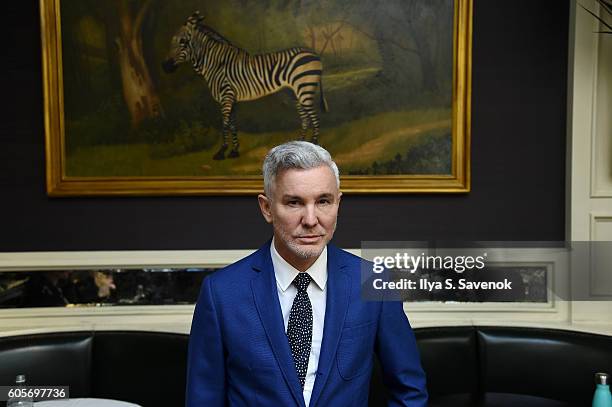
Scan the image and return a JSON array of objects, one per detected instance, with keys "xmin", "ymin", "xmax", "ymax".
[
  {"xmin": 114, "ymin": 0, "xmax": 163, "ymax": 128},
  {"xmin": 63, "ymin": 0, "xmax": 165, "ymax": 131},
  {"xmin": 342, "ymin": 0, "xmax": 451, "ymax": 91},
  {"xmin": 397, "ymin": 0, "xmax": 448, "ymax": 92}
]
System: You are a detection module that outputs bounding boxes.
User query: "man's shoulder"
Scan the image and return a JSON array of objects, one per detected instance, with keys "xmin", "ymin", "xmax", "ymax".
[
  {"xmin": 206, "ymin": 245, "xmax": 266, "ymax": 286},
  {"xmin": 329, "ymin": 244, "xmax": 372, "ymax": 278},
  {"xmin": 329, "ymin": 243, "xmax": 369, "ymax": 265}
]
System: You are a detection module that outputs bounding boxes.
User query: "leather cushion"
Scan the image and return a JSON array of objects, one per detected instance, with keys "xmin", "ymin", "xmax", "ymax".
[
  {"xmin": 0, "ymin": 332, "xmax": 92, "ymax": 397},
  {"xmin": 478, "ymin": 327, "xmax": 612, "ymax": 405},
  {"xmin": 415, "ymin": 326, "xmax": 479, "ymax": 397},
  {"xmin": 91, "ymin": 331, "xmax": 189, "ymax": 407}
]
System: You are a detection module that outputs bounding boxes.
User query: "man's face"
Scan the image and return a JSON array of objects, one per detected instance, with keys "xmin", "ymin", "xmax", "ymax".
[{"xmin": 258, "ymin": 165, "xmax": 342, "ymax": 271}]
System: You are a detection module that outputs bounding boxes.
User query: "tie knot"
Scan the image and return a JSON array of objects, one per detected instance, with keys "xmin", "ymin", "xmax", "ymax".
[{"xmin": 293, "ymin": 273, "xmax": 311, "ymax": 292}]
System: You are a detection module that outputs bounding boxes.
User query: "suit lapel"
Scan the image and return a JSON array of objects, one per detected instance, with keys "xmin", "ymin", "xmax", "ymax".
[
  {"xmin": 308, "ymin": 244, "xmax": 350, "ymax": 407},
  {"xmin": 250, "ymin": 242, "xmax": 306, "ymax": 407}
]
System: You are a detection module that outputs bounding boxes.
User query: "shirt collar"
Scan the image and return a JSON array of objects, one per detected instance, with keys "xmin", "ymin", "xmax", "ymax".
[{"xmin": 270, "ymin": 237, "xmax": 328, "ymax": 292}]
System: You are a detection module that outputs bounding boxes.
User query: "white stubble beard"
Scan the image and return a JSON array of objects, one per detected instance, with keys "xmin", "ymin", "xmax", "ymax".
[{"xmin": 274, "ymin": 220, "xmax": 337, "ymax": 260}]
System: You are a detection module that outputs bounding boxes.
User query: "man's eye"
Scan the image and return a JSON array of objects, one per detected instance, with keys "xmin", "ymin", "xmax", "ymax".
[
  {"xmin": 318, "ymin": 199, "xmax": 331, "ymax": 205},
  {"xmin": 287, "ymin": 200, "xmax": 300, "ymax": 206}
]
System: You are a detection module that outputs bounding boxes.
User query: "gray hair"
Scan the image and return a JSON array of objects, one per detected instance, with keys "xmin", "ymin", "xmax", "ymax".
[{"xmin": 263, "ymin": 141, "xmax": 340, "ymax": 197}]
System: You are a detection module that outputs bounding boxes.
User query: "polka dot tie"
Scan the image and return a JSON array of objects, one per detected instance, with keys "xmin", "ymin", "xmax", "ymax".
[{"xmin": 287, "ymin": 272, "xmax": 313, "ymax": 388}]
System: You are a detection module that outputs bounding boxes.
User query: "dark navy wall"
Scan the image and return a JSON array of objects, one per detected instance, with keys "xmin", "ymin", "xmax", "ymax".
[{"xmin": 1, "ymin": 0, "xmax": 568, "ymax": 251}]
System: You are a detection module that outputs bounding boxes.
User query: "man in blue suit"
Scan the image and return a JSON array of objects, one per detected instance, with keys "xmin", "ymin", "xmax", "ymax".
[{"xmin": 186, "ymin": 141, "xmax": 428, "ymax": 406}]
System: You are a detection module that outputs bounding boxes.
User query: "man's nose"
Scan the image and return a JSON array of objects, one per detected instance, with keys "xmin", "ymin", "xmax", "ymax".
[{"xmin": 301, "ymin": 204, "xmax": 319, "ymax": 227}]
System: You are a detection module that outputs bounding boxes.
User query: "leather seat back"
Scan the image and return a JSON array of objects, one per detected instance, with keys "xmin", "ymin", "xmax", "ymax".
[
  {"xmin": 91, "ymin": 331, "xmax": 189, "ymax": 407},
  {"xmin": 0, "ymin": 332, "xmax": 92, "ymax": 397},
  {"xmin": 478, "ymin": 327, "xmax": 612, "ymax": 406},
  {"xmin": 1, "ymin": 327, "xmax": 611, "ymax": 407}
]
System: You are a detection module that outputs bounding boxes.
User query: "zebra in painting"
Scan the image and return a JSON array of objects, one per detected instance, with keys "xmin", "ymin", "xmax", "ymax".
[{"xmin": 162, "ymin": 11, "xmax": 328, "ymax": 160}]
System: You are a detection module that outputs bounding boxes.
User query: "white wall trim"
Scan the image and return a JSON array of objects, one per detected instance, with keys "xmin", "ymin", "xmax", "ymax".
[
  {"xmin": 0, "ymin": 246, "xmax": 584, "ymax": 335},
  {"xmin": 567, "ymin": 0, "xmax": 612, "ymax": 325},
  {"xmin": 0, "ymin": 250, "xmax": 257, "ymax": 270}
]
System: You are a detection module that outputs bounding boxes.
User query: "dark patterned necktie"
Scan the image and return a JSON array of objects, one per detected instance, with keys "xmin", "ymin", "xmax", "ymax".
[{"xmin": 286, "ymin": 272, "xmax": 313, "ymax": 388}]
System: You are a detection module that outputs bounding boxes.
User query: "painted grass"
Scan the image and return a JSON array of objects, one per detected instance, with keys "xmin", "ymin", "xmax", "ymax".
[
  {"xmin": 323, "ymin": 67, "xmax": 380, "ymax": 92},
  {"xmin": 66, "ymin": 108, "xmax": 451, "ymax": 177}
]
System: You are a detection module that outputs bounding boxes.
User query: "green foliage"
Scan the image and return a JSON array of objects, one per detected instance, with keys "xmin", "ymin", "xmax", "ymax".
[
  {"xmin": 134, "ymin": 113, "xmax": 220, "ymax": 159},
  {"xmin": 189, "ymin": 1, "xmax": 305, "ymax": 53},
  {"xmin": 65, "ymin": 108, "xmax": 451, "ymax": 177},
  {"xmin": 65, "ymin": 96, "xmax": 130, "ymax": 152},
  {"xmin": 349, "ymin": 132, "xmax": 451, "ymax": 175},
  {"xmin": 65, "ymin": 92, "xmax": 220, "ymax": 162},
  {"xmin": 404, "ymin": 133, "xmax": 452, "ymax": 174},
  {"xmin": 232, "ymin": 91, "xmax": 301, "ymax": 133},
  {"xmin": 147, "ymin": 120, "xmax": 219, "ymax": 159}
]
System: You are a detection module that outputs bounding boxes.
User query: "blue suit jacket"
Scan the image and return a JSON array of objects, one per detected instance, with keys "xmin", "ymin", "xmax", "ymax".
[{"xmin": 186, "ymin": 242, "xmax": 428, "ymax": 406}]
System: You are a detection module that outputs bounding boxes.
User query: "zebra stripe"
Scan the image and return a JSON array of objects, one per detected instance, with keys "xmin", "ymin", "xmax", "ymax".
[{"xmin": 166, "ymin": 14, "xmax": 328, "ymax": 159}]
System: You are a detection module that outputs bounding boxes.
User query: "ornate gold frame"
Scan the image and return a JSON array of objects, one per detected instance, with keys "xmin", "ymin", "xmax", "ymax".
[{"xmin": 40, "ymin": 0, "xmax": 472, "ymax": 196}]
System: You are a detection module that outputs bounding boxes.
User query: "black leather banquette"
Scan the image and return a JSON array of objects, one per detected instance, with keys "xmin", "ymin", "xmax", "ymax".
[{"xmin": 0, "ymin": 326, "xmax": 610, "ymax": 407}]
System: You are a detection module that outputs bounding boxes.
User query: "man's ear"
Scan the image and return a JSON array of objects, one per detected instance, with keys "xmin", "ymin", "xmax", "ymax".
[{"xmin": 258, "ymin": 194, "xmax": 273, "ymax": 224}]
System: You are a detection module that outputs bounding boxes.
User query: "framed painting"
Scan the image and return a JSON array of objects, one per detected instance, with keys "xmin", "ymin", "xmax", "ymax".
[{"xmin": 40, "ymin": 0, "xmax": 471, "ymax": 196}]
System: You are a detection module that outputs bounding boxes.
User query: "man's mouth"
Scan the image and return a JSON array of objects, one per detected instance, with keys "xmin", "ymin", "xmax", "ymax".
[{"xmin": 296, "ymin": 235, "xmax": 323, "ymax": 243}]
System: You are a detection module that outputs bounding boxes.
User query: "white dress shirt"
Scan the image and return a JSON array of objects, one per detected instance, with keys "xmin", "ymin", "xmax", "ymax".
[{"xmin": 270, "ymin": 238, "xmax": 327, "ymax": 407}]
